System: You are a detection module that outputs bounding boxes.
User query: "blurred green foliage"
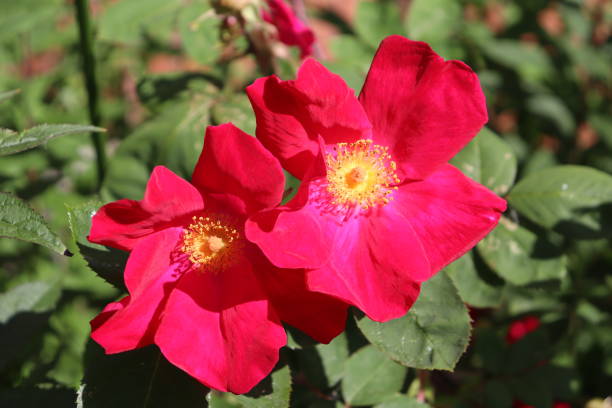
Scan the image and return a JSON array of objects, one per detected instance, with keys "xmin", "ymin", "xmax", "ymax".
[{"xmin": 0, "ymin": 0, "xmax": 611, "ymax": 407}]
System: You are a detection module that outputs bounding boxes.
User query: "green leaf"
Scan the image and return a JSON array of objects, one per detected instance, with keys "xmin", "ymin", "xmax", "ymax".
[
  {"xmin": 0, "ymin": 281, "xmax": 60, "ymax": 324},
  {"xmin": 406, "ymin": 0, "xmax": 462, "ymax": 52},
  {"xmin": 67, "ymin": 201, "xmax": 128, "ymax": 290},
  {"xmin": 527, "ymin": 94, "xmax": 575, "ymax": 137},
  {"xmin": 356, "ymin": 273, "xmax": 470, "ymax": 371},
  {"xmin": 451, "ymin": 127, "xmax": 517, "ymax": 195},
  {"xmin": 79, "ymin": 342, "xmax": 208, "ymax": 407},
  {"xmin": 374, "ymin": 394, "xmax": 430, "ymax": 408},
  {"xmin": 0, "ymin": 192, "xmax": 66, "ymax": 255},
  {"xmin": 507, "ymin": 165, "xmax": 612, "ymax": 238},
  {"xmin": 445, "ymin": 252, "xmax": 505, "ymax": 308},
  {"xmin": 98, "ymin": 0, "xmax": 179, "ymax": 44},
  {"xmin": 477, "ymin": 217, "xmax": 567, "ymax": 285},
  {"xmin": 316, "ymin": 332, "xmax": 349, "ymax": 386},
  {"xmin": 0, "ymin": 124, "xmax": 105, "ymax": 156},
  {"xmin": 211, "ymin": 93, "xmax": 256, "ymax": 136},
  {"xmin": 179, "ymin": 3, "xmax": 221, "ymax": 66},
  {"xmin": 482, "ymin": 40, "xmax": 553, "ymax": 83},
  {"xmin": 0, "ymin": 281, "xmax": 61, "ymax": 371},
  {"xmin": 234, "ymin": 364, "xmax": 292, "ymax": 408},
  {"xmin": 341, "ymin": 345, "xmax": 407, "ymax": 406},
  {"xmin": 0, "ymin": 89, "xmax": 20, "ymax": 103},
  {"xmin": 354, "ymin": 1, "xmax": 404, "ymax": 48}
]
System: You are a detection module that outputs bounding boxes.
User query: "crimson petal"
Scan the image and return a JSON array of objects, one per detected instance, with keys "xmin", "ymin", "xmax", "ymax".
[
  {"xmin": 359, "ymin": 35, "xmax": 488, "ymax": 181},
  {"xmin": 88, "ymin": 166, "xmax": 204, "ymax": 251}
]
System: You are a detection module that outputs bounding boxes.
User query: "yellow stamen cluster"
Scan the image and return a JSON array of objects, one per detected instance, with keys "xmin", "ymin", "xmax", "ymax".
[
  {"xmin": 325, "ymin": 139, "xmax": 400, "ymax": 209},
  {"xmin": 182, "ymin": 216, "xmax": 240, "ymax": 270}
]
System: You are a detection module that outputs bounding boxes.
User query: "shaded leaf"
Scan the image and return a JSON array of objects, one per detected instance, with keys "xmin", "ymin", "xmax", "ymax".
[
  {"xmin": 67, "ymin": 201, "xmax": 128, "ymax": 290},
  {"xmin": 451, "ymin": 127, "xmax": 517, "ymax": 195},
  {"xmin": 0, "ymin": 192, "xmax": 66, "ymax": 254},
  {"xmin": 356, "ymin": 273, "xmax": 470, "ymax": 371},
  {"xmin": 445, "ymin": 252, "xmax": 505, "ymax": 308},
  {"xmin": 477, "ymin": 217, "xmax": 567, "ymax": 285},
  {"xmin": 0, "ymin": 124, "xmax": 104, "ymax": 156},
  {"xmin": 341, "ymin": 345, "xmax": 407, "ymax": 406},
  {"xmin": 79, "ymin": 341, "xmax": 208, "ymax": 407},
  {"xmin": 0, "ymin": 281, "xmax": 61, "ymax": 324},
  {"xmin": 508, "ymin": 165, "xmax": 612, "ymax": 238},
  {"xmin": 234, "ymin": 364, "xmax": 292, "ymax": 408}
]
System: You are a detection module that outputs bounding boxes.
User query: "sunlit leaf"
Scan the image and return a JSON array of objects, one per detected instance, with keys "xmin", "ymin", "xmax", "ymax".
[
  {"xmin": 356, "ymin": 273, "xmax": 470, "ymax": 370},
  {"xmin": 508, "ymin": 165, "xmax": 612, "ymax": 238},
  {"xmin": 0, "ymin": 192, "xmax": 66, "ymax": 254},
  {"xmin": 341, "ymin": 345, "xmax": 407, "ymax": 406},
  {"xmin": 67, "ymin": 201, "xmax": 128, "ymax": 290},
  {"xmin": 0, "ymin": 124, "xmax": 104, "ymax": 156}
]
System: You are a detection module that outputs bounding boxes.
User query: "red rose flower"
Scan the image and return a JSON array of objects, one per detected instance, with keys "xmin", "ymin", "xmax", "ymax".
[
  {"xmin": 245, "ymin": 35, "xmax": 506, "ymax": 322},
  {"xmin": 506, "ymin": 315, "xmax": 541, "ymax": 344},
  {"xmin": 88, "ymin": 123, "xmax": 348, "ymax": 394},
  {"xmin": 263, "ymin": 0, "xmax": 315, "ymax": 58}
]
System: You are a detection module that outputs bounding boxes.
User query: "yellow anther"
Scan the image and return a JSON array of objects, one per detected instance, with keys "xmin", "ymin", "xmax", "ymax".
[
  {"xmin": 325, "ymin": 139, "xmax": 399, "ymax": 209},
  {"xmin": 182, "ymin": 215, "xmax": 240, "ymax": 270}
]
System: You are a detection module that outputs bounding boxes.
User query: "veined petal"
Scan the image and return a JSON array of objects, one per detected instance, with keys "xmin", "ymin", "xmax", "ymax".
[
  {"xmin": 246, "ymin": 59, "xmax": 371, "ymax": 179},
  {"xmin": 154, "ymin": 256, "xmax": 286, "ymax": 394},
  {"xmin": 306, "ymin": 207, "xmax": 426, "ymax": 322},
  {"xmin": 394, "ymin": 164, "xmax": 506, "ymax": 277},
  {"xmin": 359, "ymin": 35, "xmax": 488, "ymax": 181},
  {"xmin": 90, "ymin": 227, "xmax": 186, "ymax": 353},
  {"xmin": 192, "ymin": 123, "xmax": 285, "ymax": 215},
  {"xmin": 88, "ymin": 166, "xmax": 204, "ymax": 251},
  {"xmin": 252, "ymin": 249, "xmax": 349, "ymax": 343}
]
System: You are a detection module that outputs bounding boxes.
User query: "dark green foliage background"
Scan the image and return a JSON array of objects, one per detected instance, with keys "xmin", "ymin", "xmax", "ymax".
[{"xmin": 0, "ymin": 0, "xmax": 611, "ymax": 407}]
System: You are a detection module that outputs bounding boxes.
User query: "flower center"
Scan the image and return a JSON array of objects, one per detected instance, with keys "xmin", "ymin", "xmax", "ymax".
[
  {"xmin": 182, "ymin": 216, "xmax": 240, "ymax": 270},
  {"xmin": 325, "ymin": 139, "xmax": 399, "ymax": 209}
]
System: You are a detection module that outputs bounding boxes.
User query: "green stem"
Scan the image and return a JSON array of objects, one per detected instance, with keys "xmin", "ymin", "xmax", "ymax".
[{"xmin": 74, "ymin": 0, "xmax": 106, "ymax": 189}]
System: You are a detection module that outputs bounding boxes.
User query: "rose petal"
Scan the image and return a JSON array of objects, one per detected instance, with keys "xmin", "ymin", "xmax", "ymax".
[
  {"xmin": 252, "ymin": 249, "xmax": 348, "ymax": 343},
  {"xmin": 394, "ymin": 164, "xmax": 506, "ymax": 277},
  {"xmin": 263, "ymin": 0, "xmax": 315, "ymax": 58},
  {"xmin": 306, "ymin": 206, "xmax": 426, "ymax": 322},
  {"xmin": 90, "ymin": 227, "xmax": 185, "ymax": 353},
  {"xmin": 192, "ymin": 123, "xmax": 285, "ymax": 215},
  {"xmin": 154, "ymin": 256, "xmax": 286, "ymax": 394},
  {"xmin": 359, "ymin": 35, "xmax": 488, "ymax": 180},
  {"xmin": 88, "ymin": 166, "xmax": 204, "ymax": 251},
  {"xmin": 246, "ymin": 59, "xmax": 370, "ymax": 179}
]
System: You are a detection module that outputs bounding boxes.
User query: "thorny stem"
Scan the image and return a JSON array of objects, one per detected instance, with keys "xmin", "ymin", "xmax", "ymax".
[{"xmin": 74, "ymin": 0, "xmax": 106, "ymax": 190}]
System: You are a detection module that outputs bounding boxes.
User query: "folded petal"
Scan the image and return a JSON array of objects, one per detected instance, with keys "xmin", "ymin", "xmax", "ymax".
[
  {"xmin": 89, "ymin": 166, "xmax": 204, "ymax": 251},
  {"xmin": 245, "ymin": 176, "xmax": 334, "ymax": 270},
  {"xmin": 394, "ymin": 164, "xmax": 506, "ymax": 277},
  {"xmin": 90, "ymin": 227, "xmax": 186, "ymax": 353},
  {"xmin": 263, "ymin": 0, "xmax": 315, "ymax": 58},
  {"xmin": 154, "ymin": 257, "xmax": 286, "ymax": 394},
  {"xmin": 253, "ymin": 251, "xmax": 349, "ymax": 343},
  {"xmin": 246, "ymin": 59, "xmax": 371, "ymax": 179},
  {"xmin": 306, "ymin": 206, "xmax": 426, "ymax": 322},
  {"xmin": 191, "ymin": 123, "xmax": 285, "ymax": 215},
  {"xmin": 359, "ymin": 35, "xmax": 488, "ymax": 180}
]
